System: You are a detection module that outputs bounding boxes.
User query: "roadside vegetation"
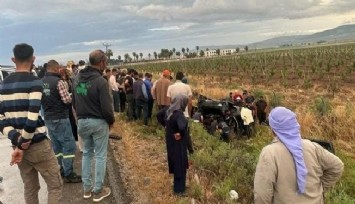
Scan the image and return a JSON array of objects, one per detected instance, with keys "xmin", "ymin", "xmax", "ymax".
[{"xmin": 111, "ymin": 43, "xmax": 355, "ymax": 203}]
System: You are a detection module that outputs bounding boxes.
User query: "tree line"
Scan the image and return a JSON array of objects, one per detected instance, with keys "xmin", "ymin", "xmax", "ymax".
[{"xmin": 106, "ymin": 45, "xmax": 249, "ymax": 65}]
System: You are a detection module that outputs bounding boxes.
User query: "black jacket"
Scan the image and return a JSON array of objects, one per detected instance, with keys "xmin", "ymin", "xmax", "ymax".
[
  {"xmin": 42, "ymin": 72, "xmax": 69, "ymax": 120},
  {"xmin": 72, "ymin": 66, "xmax": 115, "ymax": 125}
]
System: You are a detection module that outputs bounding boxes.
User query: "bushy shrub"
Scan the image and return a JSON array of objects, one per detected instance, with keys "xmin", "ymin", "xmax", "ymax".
[
  {"xmin": 314, "ymin": 97, "xmax": 332, "ymax": 116},
  {"xmin": 269, "ymin": 92, "xmax": 283, "ymax": 108}
]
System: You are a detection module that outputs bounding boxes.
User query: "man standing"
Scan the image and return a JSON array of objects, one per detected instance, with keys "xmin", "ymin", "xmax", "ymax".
[
  {"xmin": 42, "ymin": 60, "xmax": 81, "ymax": 183},
  {"xmin": 255, "ymin": 96, "xmax": 268, "ymax": 125},
  {"xmin": 167, "ymin": 72, "xmax": 193, "ymax": 118},
  {"xmin": 73, "ymin": 50, "xmax": 114, "ymax": 202},
  {"xmin": 124, "ymin": 69, "xmax": 136, "ymax": 120},
  {"xmin": 152, "ymin": 69, "xmax": 171, "ymax": 110},
  {"xmin": 143, "ymin": 73, "xmax": 154, "ymax": 118},
  {"xmin": 0, "ymin": 43, "xmax": 62, "ymax": 204},
  {"xmin": 77, "ymin": 60, "xmax": 86, "ymax": 74},
  {"xmin": 133, "ymin": 73, "xmax": 149, "ymax": 125},
  {"xmin": 109, "ymin": 68, "xmax": 120, "ymax": 113}
]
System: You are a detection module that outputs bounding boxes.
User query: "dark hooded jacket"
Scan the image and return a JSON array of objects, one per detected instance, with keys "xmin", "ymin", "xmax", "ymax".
[{"xmin": 72, "ymin": 66, "xmax": 114, "ymax": 125}]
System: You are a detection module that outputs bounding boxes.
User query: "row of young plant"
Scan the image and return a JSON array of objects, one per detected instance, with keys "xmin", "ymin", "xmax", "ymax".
[{"xmin": 125, "ymin": 43, "xmax": 355, "ymax": 89}]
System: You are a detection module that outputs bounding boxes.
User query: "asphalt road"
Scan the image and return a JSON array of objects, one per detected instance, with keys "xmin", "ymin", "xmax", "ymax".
[
  {"xmin": 0, "ymin": 136, "xmax": 129, "ymax": 204},
  {"xmin": 0, "ymin": 137, "xmax": 48, "ymax": 204}
]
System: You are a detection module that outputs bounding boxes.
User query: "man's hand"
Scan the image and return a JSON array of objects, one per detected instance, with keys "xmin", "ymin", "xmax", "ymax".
[
  {"xmin": 174, "ymin": 133, "xmax": 181, "ymax": 141},
  {"xmin": 17, "ymin": 137, "xmax": 31, "ymax": 150},
  {"xmin": 10, "ymin": 148, "xmax": 23, "ymax": 166}
]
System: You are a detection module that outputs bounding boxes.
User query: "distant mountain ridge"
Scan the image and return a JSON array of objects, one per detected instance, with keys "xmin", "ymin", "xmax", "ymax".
[{"xmin": 199, "ymin": 24, "xmax": 355, "ymax": 50}]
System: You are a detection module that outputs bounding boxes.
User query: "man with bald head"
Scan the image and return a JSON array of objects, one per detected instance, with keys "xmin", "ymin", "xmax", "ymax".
[
  {"xmin": 42, "ymin": 59, "xmax": 81, "ymax": 183},
  {"xmin": 72, "ymin": 49, "xmax": 114, "ymax": 202}
]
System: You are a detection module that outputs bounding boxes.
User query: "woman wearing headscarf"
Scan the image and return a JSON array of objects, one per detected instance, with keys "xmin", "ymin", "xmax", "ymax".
[
  {"xmin": 157, "ymin": 94, "xmax": 189, "ymax": 195},
  {"xmin": 254, "ymin": 107, "xmax": 344, "ymax": 204}
]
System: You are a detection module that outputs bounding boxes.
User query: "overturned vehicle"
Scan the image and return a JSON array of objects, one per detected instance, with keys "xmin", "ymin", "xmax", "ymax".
[{"xmin": 193, "ymin": 95, "xmax": 255, "ymax": 142}]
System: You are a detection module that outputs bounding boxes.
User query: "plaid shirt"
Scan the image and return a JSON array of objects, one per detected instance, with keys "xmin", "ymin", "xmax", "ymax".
[{"xmin": 57, "ymin": 80, "xmax": 72, "ymax": 104}]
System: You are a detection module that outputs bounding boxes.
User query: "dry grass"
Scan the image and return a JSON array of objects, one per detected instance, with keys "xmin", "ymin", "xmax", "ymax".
[
  {"xmin": 109, "ymin": 73, "xmax": 355, "ymax": 203},
  {"xmin": 110, "ymin": 117, "xmax": 184, "ymax": 204}
]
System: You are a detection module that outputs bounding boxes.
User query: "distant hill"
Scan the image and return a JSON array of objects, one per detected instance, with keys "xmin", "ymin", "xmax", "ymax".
[
  {"xmin": 250, "ymin": 24, "xmax": 355, "ymax": 48},
  {"xmin": 199, "ymin": 24, "xmax": 355, "ymax": 50}
]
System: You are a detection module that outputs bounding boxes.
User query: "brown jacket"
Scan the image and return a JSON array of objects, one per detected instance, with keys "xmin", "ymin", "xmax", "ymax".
[
  {"xmin": 254, "ymin": 138, "xmax": 344, "ymax": 204},
  {"xmin": 152, "ymin": 77, "xmax": 171, "ymax": 106}
]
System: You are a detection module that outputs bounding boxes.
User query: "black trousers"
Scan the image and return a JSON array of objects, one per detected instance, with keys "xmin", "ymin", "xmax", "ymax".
[
  {"xmin": 257, "ymin": 110, "xmax": 267, "ymax": 124},
  {"xmin": 126, "ymin": 94, "xmax": 136, "ymax": 120},
  {"xmin": 173, "ymin": 172, "xmax": 186, "ymax": 194},
  {"xmin": 119, "ymin": 90, "xmax": 126, "ymax": 112},
  {"xmin": 147, "ymin": 99, "xmax": 154, "ymax": 118},
  {"xmin": 68, "ymin": 107, "xmax": 78, "ymax": 141},
  {"xmin": 135, "ymin": 99, "xmax": 149, "ymax": 125}
]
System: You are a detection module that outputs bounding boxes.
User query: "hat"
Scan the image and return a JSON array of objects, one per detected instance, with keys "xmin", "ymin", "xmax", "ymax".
[{"xmin": 162, "ymin": 69, "xmax": 170, "ymax": 77}]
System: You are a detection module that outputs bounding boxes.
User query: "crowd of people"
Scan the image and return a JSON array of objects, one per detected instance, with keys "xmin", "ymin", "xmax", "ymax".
[{"xmin": 0, "ymin": 43, "xmax": 345, "ymax": 204}]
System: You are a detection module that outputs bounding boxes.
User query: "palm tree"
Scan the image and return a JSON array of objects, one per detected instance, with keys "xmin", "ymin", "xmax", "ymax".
[
  {"xmin": 132, "ymin": 52, "xmax": 136, "ymax": 61},
  {"xmin": 106, "ymin": 49, "xmax": 113, "ymax": 60},
  {"xmin": 186, "ymin": 47, "xmax": 189, "ymax": 54},
  {"xmin": 139, "ymin": 53, "xmax": 143, "ymax": 60},
  {"xmin": 182, "ymin": 48, "xmax": 185, "ymax": 56},
  {"xmin": 153, "ymin": 52, "xmax": 157, "ymax": 60},
  {"xmin": 124, "ymin": 53, "xmax": 130, "ymax": 63},
  {"xmin": 176, "ymin": 51, "xmax": 181, "ymax": 58},
  {"xmin": 244, "ymin": 46, "xmax": 249, "ymax": 52},
  {"xmin": 196, "ymin": 46, "xmax": 199, "ymax": 56},
  {"xmin": 172, "ymin": 48, "xmax": 176, "ymax": 54},
  {"xmin": 216, "ymin": 49, "xmax": 221, "ymax": 56},
  {"xmin": 148, "ymin": 53, "xmax": 151, "ymax": 60},
  {"xmin": 135, "ymin": 55, "xmax": 139, "ymax": 61},
  {"xmin": 117, "ymin": 55, "xmax": 121, "ymax": 61}
]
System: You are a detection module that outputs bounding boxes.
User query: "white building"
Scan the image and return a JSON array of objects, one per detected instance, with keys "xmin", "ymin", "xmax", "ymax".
[
  {"xmin": 205, "ymin": 49, "xmax": 235, "ymax": 57},
  {"xmin": 205, "ymin": 50, "xmax": 217, "ymax": 57},
  {"xmin": 221, "ymin": 49, "xmax": 235, "ymax": 55}
]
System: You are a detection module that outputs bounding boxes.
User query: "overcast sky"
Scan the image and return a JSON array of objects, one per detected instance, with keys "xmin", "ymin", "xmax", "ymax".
[{"xmin": 1, "ymin": 0, "xmax": 355, "ymax": 65}]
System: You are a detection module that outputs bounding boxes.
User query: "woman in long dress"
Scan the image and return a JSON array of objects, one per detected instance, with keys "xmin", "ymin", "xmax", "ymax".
[{"xmin": 157, "ymin": 94, "xmax": 189, "ymax": 195}]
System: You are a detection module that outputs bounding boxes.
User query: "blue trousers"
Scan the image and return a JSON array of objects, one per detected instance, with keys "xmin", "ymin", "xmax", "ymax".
[
  {"xmin": 45, "ymin": 118, "xmax": 76, "ymax": 177},
  {"xmin": 78, "ymin": 118, "xmax": 109, "ymax": 193}
]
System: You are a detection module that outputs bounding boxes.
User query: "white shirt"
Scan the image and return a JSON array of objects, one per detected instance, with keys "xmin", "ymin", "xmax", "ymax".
[
  {"xmin": 167, "ymin": 80, "xmax": 192, "ymax": 117},
  {"xmin": 109, "ymin": 75, "xmax": 119, "ymax": 91}
]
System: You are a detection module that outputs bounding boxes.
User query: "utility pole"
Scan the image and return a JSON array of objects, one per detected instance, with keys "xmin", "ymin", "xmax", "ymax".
[
  {"xmin": 102, "ymin": 43, "xmax": 112, "ymax": 66},
  {"xmin": 102, "ymin": 43, "xmax": 111, "ymax": 54}
]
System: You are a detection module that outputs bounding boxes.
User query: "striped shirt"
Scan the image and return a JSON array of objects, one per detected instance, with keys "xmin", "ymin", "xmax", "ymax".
[{"xmin": 0, "ymin": 72, "xmax": 47, "ymax": 144}]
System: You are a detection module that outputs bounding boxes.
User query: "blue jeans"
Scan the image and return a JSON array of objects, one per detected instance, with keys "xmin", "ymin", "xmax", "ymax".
[
  {"xmin": 78, "ymin": 118, "xmax": 109, "ymax": 193},
  {"xmin": 45, "ymin": 118, "xmax": 76, "ymax": 177}
]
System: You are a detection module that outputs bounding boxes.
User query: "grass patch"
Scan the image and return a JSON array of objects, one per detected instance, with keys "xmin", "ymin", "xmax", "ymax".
[{"xmin": 114, "ymin": 113, "xmax": 355, "ymax": 203}]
